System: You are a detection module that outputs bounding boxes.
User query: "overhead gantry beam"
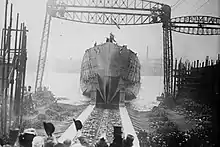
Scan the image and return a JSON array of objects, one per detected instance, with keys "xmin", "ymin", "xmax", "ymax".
[
  {"xmin": 52, "ymin": 0, "xmax": 164, "ymax": 9},
  {"xmin": 47, "ymin": 0, "xmax": 165, "ymax": 25},
  {"xmin": 171, "ymin": 16, "xmax": 220, "ymax": 35}
]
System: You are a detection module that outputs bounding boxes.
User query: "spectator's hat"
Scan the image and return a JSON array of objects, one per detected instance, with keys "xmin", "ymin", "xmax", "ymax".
[
  {"xmin": 113, "ymin": 126, "xmax": 123, "ymax": 135},
  {"xmin": 43, "ymin": 122, "xmax": 55, "ymax": 137},
  {"xmin": 73, "ymin": 118, "xmax": 83, "ymax": 131},
  {"xmin": 125, "ymin": 134, "xmax": 134, "ymax": 143},
  {"xmin": 23, "ymin": 128, "xmax": 37, "ymax": 135},
  {"xmin": 9, "ymin": 128, "xmax": 20, "ymax": 145}
]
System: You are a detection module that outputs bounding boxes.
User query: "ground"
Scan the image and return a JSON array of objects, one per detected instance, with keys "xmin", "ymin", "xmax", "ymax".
[
  {"xmin": 16, "ymin": 89, "xmax": 89, "ymax": 138},
  {"xmin": 129, "ymin": 96, "xmax": 215, "ymax": 147},
  {"xmin": 1, "ymin": 88, "xmax": 216, "ymax": 146},
  {"xmin": 165, "ymin": 109, "xmax": 196, "ymax": 131},
  {"xmin": 22, "ymin": 102, "xmax": 88, "ymax": 137}
]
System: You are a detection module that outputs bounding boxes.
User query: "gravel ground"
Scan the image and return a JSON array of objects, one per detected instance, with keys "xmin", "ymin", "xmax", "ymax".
[{"xmin": 127, "ymin": 97, "xmax": 217, "ymax": 147}]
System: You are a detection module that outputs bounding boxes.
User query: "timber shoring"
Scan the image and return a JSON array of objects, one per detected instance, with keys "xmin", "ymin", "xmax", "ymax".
[
  {"xmin": 172, "ymin": 54, "xmax": 220, "ymax": 142},
  {"xmin": 173, "ymin": 54, "xmax": 220, "ymax": 105}
]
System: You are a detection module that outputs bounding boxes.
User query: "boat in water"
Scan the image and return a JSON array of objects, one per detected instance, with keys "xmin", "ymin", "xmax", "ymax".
[{"xmin": 80, "ymin": 33, "xmax": 141, "ymax": 108}]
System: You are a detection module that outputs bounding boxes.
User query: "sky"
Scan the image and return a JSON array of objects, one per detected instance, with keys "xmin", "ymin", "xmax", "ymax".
[{"xmin": 0, "ymin": 0, "xmax": 220, "ymax": 75}]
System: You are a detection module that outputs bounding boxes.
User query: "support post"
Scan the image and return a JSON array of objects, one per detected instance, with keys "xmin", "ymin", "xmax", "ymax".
[
  {"xmin": 90, "ymin": 86, "xmax": 96, "ymax": 105},
  {"xmin": 205, "ymin": 56, "xmax": 209, "ymax": 67},
  {"xmin": 118, "ymin": 78, "xmax": 125, "ymax": 106},
  {"xmin": 217, "ymin": 54, "xmax": 220, "ymax": 64},
  {"xmin": 3, "ymin": 3, "xmax": 13, "ymax": 135},
  {"xmin": 19, "ymin": 24, "xmax": 27, "ymax": 129},
  {"xmin": 9, "ymin": 13, "xmax": 19, "ymax": 131},
  {"xmin": 0, "ymin": 30, "xmax": 4, "ymax": 56},
  {"xmin": 1, "ymin": 0, "xmax": 8, "ymax": 134},
  {"xmin": 119, "ymin": 89, "xmax": 125, "ymax": 107},
  {"xmin": 35, "ymin": 12, "xmax": 52, "ymax": 92},
  {"xmin": 173, "ymin": 58, "xmax": 177, "ymax": 98},
  {"xmin": 13, "ymin": 23, "xmax": 23, "ymax": 129},
  {"xmin": 161, "ymin": 5, "xmax": 172, "ymax": 97}
]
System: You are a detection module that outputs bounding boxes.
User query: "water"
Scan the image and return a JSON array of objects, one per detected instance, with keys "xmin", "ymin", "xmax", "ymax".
[{"xmin": 26, "ymin": 72, "xmax": 164, "ymax": 111}]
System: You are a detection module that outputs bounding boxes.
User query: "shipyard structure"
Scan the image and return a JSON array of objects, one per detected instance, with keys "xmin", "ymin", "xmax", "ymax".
[
  {"xmin": 80, "ymin": 34, "xmax": 141, "ymax": 109},
  {"xmin": 141, "ymin": 47, "xmax": 163, "ymax": 76}
]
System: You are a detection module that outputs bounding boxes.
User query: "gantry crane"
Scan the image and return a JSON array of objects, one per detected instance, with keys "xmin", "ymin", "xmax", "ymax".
[{"xmin": 35, "ymin": 0, "xmax": 220, "ymax": 97}]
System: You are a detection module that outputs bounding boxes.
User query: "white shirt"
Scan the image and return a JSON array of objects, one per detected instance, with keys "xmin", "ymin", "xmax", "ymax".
[
  {"xmin": 76, "ymin": 130, "xmax": 82, "ymax": 138},
  {"xmin": 72, "ymin": 130, "xmax": 82, "ymax": 145}
]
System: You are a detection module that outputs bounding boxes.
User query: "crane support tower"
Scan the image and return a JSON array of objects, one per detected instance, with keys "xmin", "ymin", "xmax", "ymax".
[
  {"xmin": 35, "ymin": 6, "xmax": 51, "ymax": 92},
  {"xmin": 35, "ymin": 0, "xmax": 220, "ymax": 97}
]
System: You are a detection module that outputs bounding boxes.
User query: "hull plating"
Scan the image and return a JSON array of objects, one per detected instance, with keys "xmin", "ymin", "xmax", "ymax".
[{"xmin": 80, "ymin": 42, "xmax": 141, "ymax": 103}]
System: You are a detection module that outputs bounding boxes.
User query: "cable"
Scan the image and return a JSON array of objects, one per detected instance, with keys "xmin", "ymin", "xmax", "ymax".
[
  {"xmin": 172, "ymin": 0, "xmax": 187, "ymax": 11},
  {"xmin": 158, "ymin": 50, "xmax": 163, "ymax": 95},
  {"xmin": 171, "ymin": 0, "xmax": 182, "ymax": 8},
  {"xmin": 191, "ymin": 0, "xmax": 201, "ymax": 9},
  {"xmin": 194, "ymin": 0, "xmax": 211, "ymax": 13},
  {"xmin": 187, "ymin": 0, "xmax": 201, "ymax": 14}
]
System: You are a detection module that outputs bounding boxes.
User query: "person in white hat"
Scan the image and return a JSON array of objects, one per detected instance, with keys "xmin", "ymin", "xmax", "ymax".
[
  {"xmin": 32, "ymin": 136, "xmax": 44, "ymax": 147},
  {"xmin": 18, "ymin": 128, "xmax": 37, "ymax": 147},
  {"xmin": 23, "ymin": 128, "xmax": 37, "ymax": 135}
]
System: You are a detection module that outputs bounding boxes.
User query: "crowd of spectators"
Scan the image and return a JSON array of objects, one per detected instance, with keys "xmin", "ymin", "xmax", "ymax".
[{"xmin": 0, "ymin": 119, "xmax": 134, "ymax": 147}]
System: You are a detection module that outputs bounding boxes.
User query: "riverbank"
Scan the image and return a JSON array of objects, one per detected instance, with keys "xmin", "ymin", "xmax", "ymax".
[
  {"xmin": 0, "ymin": 89, "xmax": 89, "ymax": 145},
  {"xmin": 22, "ymin": 102, "xmax": 88, "ymax": 137},
  {"xmin": 21, "ymin": 88, "xmax": 89, "ymax": 138},
  {"xmin": 127, "ymin": 95, "xmax": 217, "ymax": 147}
]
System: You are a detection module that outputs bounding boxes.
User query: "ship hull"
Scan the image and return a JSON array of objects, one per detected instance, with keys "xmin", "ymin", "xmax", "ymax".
[{"xmin": 80, "ymin": 42, "xmax": 141, "ymax": 105}]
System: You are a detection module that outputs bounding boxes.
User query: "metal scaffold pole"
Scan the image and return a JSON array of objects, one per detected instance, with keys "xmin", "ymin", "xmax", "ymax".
[
  {"xmin": 0, "ymin": 0, "xmax": 28, "ymax": 136},
  {"xmin": 3, "ymin": 3, "xmax": 13, "ymax": 135},
  {"xmin": 1, "ymin": 0, "xmax": 8, "ymax": 134},
  {"xmin": 8, "ymin": 13, "xmax": 19, "ymax": 131},
  {"xmin": 19, "ymin": 25, "xmax": 27, "ymax": 128},
  {"xmin": 14, "ymin": 23, "xmax": 23, "ymax": 129}
]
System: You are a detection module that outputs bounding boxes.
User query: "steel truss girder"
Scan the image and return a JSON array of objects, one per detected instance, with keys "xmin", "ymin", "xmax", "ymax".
[
  {"xmin": 54, "ymin": 11, "xmax": 162, "ymax": 25},
  {"xmin": 171, "ymin": 16, "xmax": 220, "ymax": 35},
  {"xmin": 35, "ymin": 13, "xmax": 51, "ymax": 92},
  {"xmin": 47, "ymin": 0, "xmax": 165, "ymax": 25},
  {"xmin": 163, "ymin": 24, "xmax": 173, "ymax": 96},
  {"xmin": 50, "ymin": 0, "xmax": 164, "ymax": 10}
]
